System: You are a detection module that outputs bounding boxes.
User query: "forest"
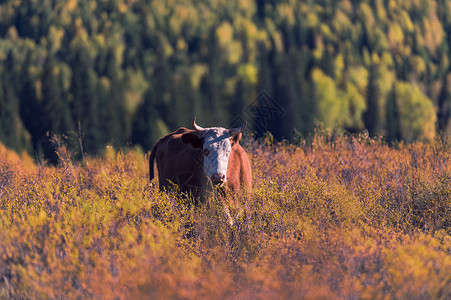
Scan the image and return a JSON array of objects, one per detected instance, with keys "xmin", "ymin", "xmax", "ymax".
[{"xmin": 0, "ymin": 0, "xmax": 450, "ymax": 162}]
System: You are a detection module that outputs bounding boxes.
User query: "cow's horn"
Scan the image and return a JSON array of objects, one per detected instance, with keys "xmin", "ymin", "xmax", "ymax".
[
  {"xmin": 193, "ymin": 117, "xmax": 204, "ymax": 131},
  {"xmin": 229, "ymin": 121, "xmax": 247, "ymax": 135}
]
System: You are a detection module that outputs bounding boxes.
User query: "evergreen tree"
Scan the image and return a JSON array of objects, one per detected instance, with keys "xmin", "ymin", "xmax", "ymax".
[
  {"xmin": 98, "ymin": 49, "xmax": 128, "ymax": 148},
  {"xmin": 41, "ymin": 55, "xmax": 74, "ymax": 163},
  {"xmin": 15, "ymin": 0, "xmax": 39, "ymax": 40},
  {"xmin": 70, "ymin": 45, "xmax": 102, "ymax": 155},
  {"xmin": 386, "ymin": 84, "xmax": 401, "ymax": 142},
  {"xmin": 42, "ymin": 56, "xmax": 73, "ymax": 135},
  {"xmin": 1, "ymin": 51, "xmax": 28, "ymax": 152},
  {"xmin": 168, "ymin": 70, "xmax": 196, "ymax": 128},
  {"xmin": 0, "ymin": 70, "xmax": 29, "ymax": 152},
  {"xmin": 275, "ymin": 51, "xmax": 298, "ymax": 138},
  {"xmin": 132, "ymin": 87, "xmax": 169, "ymax": 150},
  {"xmin": 363, "ymin": 62, "xmax": 380, "ymax": 137},
  {"xmin": 293, "ymin": 48, "xmax": 314, "ymax": 135},
  {"xmin": 437, "ymin": 74, "xmax": 451, "ymax": 132},
  {"xmin": 19, "ymin": 51, "xmax": 47, "ymax": 158},
  {"xmin": 257, "ymin": 41, "xmax": 274, "ymax": 98},
  {"xmin": 255, "ymin": 52, "xmax": 287, "ymax": 138},
  {"xmin": 203, "ymin": 32, "xmax": 223, "ymax": 124}
]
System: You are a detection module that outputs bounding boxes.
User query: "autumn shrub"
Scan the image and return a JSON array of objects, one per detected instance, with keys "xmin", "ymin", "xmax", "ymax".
[{"xmin": 0, "ymin": 132, "xmax": 450, "ymax": 299}]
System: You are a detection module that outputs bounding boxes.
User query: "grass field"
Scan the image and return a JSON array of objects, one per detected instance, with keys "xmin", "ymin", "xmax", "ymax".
[{"xmin": 0, "ymin": 131, "xmax": 450, "ymax": 299}]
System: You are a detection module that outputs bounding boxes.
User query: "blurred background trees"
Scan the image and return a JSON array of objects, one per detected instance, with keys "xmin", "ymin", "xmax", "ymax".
[{"xmin": 0, "ymin": 0, "xmax": 450, "ymax": 161}]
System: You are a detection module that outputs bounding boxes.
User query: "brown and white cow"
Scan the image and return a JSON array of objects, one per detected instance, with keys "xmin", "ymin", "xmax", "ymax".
[{"xmin": 149, "ymin": 118, "xmax": 252, "ymax": 203}]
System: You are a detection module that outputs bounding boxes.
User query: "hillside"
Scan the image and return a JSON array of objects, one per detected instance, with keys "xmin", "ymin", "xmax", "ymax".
[
  {"xmin": 0, "ymin": 133, "xmax": 450, "ymax": 298},
  {"xmin": 0, "ymin": 0, "xmax": 450, "ymax": 162}
]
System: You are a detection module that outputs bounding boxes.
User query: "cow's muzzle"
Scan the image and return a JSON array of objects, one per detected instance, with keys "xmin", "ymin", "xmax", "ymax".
[{"xmin": 211, "ymin": 173, "xmax": 226, "ymax": 187}]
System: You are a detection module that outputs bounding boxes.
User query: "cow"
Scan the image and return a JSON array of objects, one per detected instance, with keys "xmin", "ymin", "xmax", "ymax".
[{"xmin": 148, "ymin": 118, "xmax": 252, "ymax": 205}]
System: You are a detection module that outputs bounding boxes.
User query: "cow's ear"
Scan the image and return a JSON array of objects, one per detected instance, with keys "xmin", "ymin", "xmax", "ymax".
[
  {"xmin": 230, "ymin": 132, "xmax": 242, "ymax": 146},
  {"xmin": 181, "ymin": 132, "xmax": 204, "ymax": 148}
]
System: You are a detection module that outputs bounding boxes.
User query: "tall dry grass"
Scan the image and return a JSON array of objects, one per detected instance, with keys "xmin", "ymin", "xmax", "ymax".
[{"xmin": 0, "ymin": 132, "xmax": 450, "ymax": 299}]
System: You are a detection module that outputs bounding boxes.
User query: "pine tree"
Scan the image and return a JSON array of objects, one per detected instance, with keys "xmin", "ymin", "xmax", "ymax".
[
  {"xmin": 437, "ymin": 74, "xmax": 451, "ymax": 133},
  {"xmin": 295, "ymin": 49, "xmax": 315, "ymax": 135},
  {"xmin": 168, "ymin": 70, "xmax": 195, "ymax": 128},
  {"xmin": 257, "ymin": 41, "xmax": 274, "ymax": 98},
  {"xmin": 1, "ymin": 52, "xmax": 24, "ymax": 151},
  {"xmin": 203, "ymin": 32, "xmax": 222, "ymax": 124},
  {"xmin": 363, "ymin": 62, "xmax": 380, "ymax": 137},
  {"xmin": 386, "ymin": 84, "xmax": 401, "ymax": 142},
  {"xmin": 70, "ymin": 45, "xmax": 102, "ymax": 155},
  {"xmin": 19, "ymin": 51, "xmax": 47, "ymax": 158},
  {"xmin": 41, "ymin": 55, "xmax": 74, "ymax": 163},
  {"xmin": 0, "ymin": 71, "xmax": 27, "ymax": 152},
  {"xmin": 132, "ymin": 87, "xmax": 164, "ymax": 150},
  {"xmin": 258, "ymin": 52, "xmax": 290, "ymax": 139},
  {"xmin": 43, "ymin": 56, "xmax": 74, "ymax": 134},
  {"xmin": 98, "ymin": 48, "xmax": 128, "ymax": 148}
]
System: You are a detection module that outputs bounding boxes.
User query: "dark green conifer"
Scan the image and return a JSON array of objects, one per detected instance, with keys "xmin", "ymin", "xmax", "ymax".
[{"xmin": 364, "ymin": 62, "xmax": 380, "ymax": 137}]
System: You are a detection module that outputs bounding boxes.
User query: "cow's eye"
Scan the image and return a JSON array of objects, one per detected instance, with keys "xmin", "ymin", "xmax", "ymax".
[{"xmin": 203, "ymin": 148, "xmax": 210, "ymax": 156}]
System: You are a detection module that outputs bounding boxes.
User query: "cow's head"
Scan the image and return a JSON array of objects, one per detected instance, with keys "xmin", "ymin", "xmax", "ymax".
[{"xmin": 181, "ymin": 118, "xmax": 246, "ymax": 187}]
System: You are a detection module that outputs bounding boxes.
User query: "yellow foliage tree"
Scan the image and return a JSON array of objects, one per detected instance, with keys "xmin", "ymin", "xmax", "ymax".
[{"xmin": 395, "ymin": 81, "xmax": 437, "ymax": 142}]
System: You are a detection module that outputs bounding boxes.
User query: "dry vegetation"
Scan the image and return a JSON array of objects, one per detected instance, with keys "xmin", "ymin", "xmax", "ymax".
[{"xmin": 0, "ymin": 131, "xmax": 450, "ymax": 299}]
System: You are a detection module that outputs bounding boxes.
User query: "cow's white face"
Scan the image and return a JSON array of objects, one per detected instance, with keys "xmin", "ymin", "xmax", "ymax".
[
  {"xmin": 181, "ymin": 120, "xmax": 245, "ymax": 187},
  {"xmin": 201, "ymin": 128, "xmax": 232, "ymax": 185}
]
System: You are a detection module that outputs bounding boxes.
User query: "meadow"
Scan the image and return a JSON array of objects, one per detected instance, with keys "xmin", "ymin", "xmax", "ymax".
[{"xmin": 0, "ymin": 131, "xmax": 450, "ymax": 299}]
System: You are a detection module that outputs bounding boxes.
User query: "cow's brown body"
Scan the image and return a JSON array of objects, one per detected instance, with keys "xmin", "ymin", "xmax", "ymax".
[
  {"xmin": 149, "ymin": 123, "xmax": 252, "ymax": 202},
  {"xmin": 223, "ymin": 138, "xmax": 252, "ymax": 194}
]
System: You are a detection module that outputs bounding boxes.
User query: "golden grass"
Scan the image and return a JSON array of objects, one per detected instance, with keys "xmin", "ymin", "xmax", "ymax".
[{"xmin": 0, "ymin": 132, "xmax": 450, "ymax": 299}]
